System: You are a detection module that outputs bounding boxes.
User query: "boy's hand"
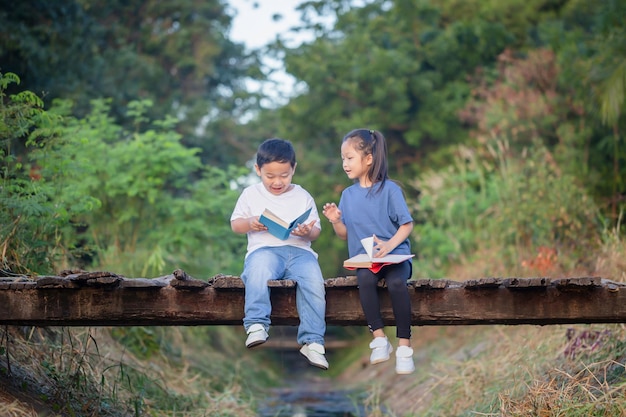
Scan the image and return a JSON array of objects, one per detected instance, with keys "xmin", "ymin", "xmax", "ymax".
[
  {"xmin": 292, "ymin": 220, "xmax": 316, "ymax": 238},
  {"xmin": 248, "ymin": 216, "xmax": 267, "ymax": 232},
  {"xmin": 322, "ymin": 202, "xmax": 342, "ymax": 224}
]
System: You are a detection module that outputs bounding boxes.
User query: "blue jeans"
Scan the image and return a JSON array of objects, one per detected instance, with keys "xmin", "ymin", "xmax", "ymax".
[{"xmin": 241, "ymin": 246, "xmax": 326, "ymax": 346}]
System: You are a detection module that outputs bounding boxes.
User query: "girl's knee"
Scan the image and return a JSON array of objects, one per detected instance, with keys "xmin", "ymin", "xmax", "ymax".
[{"xmin": 386, "ymin": 278, "xmax": 408, "ymax": 294}]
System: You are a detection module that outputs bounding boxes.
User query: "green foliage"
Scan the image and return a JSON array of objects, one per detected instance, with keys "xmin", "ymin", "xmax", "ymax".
[
  {"xmin": 110, "ymin": 327, "xmax": 164, "ymax": 360},
  {"xmin": 275, "ymin": 0, "xmax": 534, "ymax": 179},
  {"xmin": 585, "ymin": 0, "xmax": 626, "ymax": 127},
  {"xmin": 538, "ymin": 0, "xmax": 626, "ymax": 222},
  {"xmin": 413, "ymin": 140, "xmax": 601, "ymax": 277},
  {"xmin": 36, "ymin": 98, "xmax": 248, "ymax": 277},
  {"xmin": 2, "ymin": 74, "xmax": 250, "ymax": 276},
  {"xmin": 0, "ymin": 72, "xmax": 95, "ymax": 275}
]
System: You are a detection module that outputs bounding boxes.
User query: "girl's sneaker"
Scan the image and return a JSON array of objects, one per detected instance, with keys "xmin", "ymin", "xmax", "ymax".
[
  {"xmin": 369, "ymin": 336, "xmax": 393, "ymax": 364},
  {"xmin": 395, "ymin": 345, "xmax": 415, "ymax": 374}
]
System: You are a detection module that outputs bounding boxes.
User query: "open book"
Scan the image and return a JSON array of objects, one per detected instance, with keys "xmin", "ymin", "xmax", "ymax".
[
  {"xmin": 344, "ymin": 236, "xmax": 414, "ymax": 270},
  {"xmin": 259, "ymin": 207, "xmax": 312, "ymax": 240}
]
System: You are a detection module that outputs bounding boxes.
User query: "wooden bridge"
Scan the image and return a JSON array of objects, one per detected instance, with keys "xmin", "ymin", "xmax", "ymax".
[{"xmin": 1, "ymin": 269, "xmax": 625, "ymax": 327}]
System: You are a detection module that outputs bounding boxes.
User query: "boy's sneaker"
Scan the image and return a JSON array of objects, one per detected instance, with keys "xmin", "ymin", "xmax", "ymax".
[
  {"xmin": 300, "ymin": 343, "xmax": 329, "ymax": 370},
  {"xmin": 369, "ymin": 336, "xmax": 393, "ymax": 364},
  {"xmin": 395, "ymin": 345, "xmax": 415, "ymax": 374},
  {"xmin": 245, "ymin": 324, "xmax": 268, "ymax": 348}
]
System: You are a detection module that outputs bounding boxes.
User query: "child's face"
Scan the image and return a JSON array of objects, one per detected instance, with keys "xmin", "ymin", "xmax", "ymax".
[
  {"xmin": 341, "ymin": 140, "xmax": 372, "ymax": 183},
  {"xmin": 255, "ymin": 161, "xmax": 296, "ymax": 196}
]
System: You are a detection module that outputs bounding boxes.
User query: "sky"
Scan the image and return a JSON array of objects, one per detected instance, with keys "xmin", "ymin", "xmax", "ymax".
[
  {"xmin": 227, "ymin": 0, "xmax": 310, "ymax": 49},
  {"xmin": 226, "ymin": 0, "xmax": 318, "ymax": 106}
]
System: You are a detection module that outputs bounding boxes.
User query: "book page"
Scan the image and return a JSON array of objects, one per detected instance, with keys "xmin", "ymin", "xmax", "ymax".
[
  {"xmin": 288, "ymin": 207, "xmax": 312, "ymax": 229},
  {"xmin": 357, "ymin": 235, "xmax": 414, "ymax": 263},
  {"xmin": 360, "ymin": 236, "xmax": 374, "ymax": 260},
  {"xmin": 261, "ymin": 208, "xmax": 289, "ymax": 228}
]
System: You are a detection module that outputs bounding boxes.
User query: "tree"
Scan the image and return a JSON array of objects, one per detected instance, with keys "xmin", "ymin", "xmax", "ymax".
[
  {"xmin": 0, "ymin": 0, "xmax": 265, "ymax": 167},
  {"xmin": 35, "ymin": 98, "xmax": 248, "ymax": 277},
  {"xmin": 541, "ymin": 0, "xmax": 626, "ymax": 221},
  {"xmin": 273, "ymin": 0, "xmax": 518, "ymax": 178},
  {"xmin": 1, "ymin": 72, "xmax": 96, "ymax": 275},
  {"xmin": 588, "ymin": 0, "xmax": 626, "ymax": 220}
]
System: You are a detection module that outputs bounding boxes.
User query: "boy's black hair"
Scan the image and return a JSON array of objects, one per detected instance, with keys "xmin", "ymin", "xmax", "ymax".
[{"xmin": 256, "ymin": 138, "xmax": 297, "ymax": 168}]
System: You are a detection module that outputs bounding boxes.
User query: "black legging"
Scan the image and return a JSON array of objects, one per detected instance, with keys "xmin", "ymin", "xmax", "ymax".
[{"xmin": 356, "ymin": 260, "xmax": 412, "ymax": 339}]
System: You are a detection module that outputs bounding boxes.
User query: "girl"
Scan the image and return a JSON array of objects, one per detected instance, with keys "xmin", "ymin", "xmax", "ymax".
[{"xmin": 322, "ymin": 128, "xmax": 415, "ymax": 374}]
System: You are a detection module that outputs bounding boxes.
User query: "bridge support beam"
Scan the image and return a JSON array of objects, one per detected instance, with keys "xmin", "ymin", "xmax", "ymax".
[{"xmin": 1, "ymin": 271, "xmax": 625, "ymax": 327}]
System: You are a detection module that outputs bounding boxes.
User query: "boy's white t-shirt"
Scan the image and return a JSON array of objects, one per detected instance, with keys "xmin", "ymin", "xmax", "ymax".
[{"xmin": 230, "ymin": 182, "xmax": 321, "ymax": 258}]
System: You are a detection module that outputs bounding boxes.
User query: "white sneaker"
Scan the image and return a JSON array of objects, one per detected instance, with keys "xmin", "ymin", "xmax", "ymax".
[
  {"xmin": 300, "ymin": 343, "xmax": 329, "ymax": 370},
  {"xmin": 245, "ymin": 324, "xmax": 268, "ymax": 348},
  {"xmin": 395, "ymin": 345, "xmax": 415, "ymax": 374},
  {"xmin": 369, "ymin": 336, "xmax": 393, "ymax": 364}
]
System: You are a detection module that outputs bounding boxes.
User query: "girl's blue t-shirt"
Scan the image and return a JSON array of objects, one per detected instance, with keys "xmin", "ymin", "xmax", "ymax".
[{"xmin": 338, "ymin": 180, "xmax": 413, "ymax": 258}]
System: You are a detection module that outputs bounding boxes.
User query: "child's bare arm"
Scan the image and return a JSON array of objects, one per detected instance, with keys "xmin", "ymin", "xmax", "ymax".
[
  {"xmin": 372, "ymin": 222, "xmax": 413, "ymax": 257},
  {"xmin": 231, "ymin": 217, "xmax": 267, "ymax": 234}
]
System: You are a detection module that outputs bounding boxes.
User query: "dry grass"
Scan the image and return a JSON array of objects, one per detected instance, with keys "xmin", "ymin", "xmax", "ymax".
[
  {"xmin": 0, "ymin": 402, "xmax": 37, "ymax": 417},
  {"xmin": 0, "ymin": 389, "xmax": 38, "ymax": 417},
  {"xmin": 0, "ymin": 326, "xmax": 261, "ymax": 416},
  {"xmin": 594, "ymin": 226, "xmax": 626, "ymax": 283},
  {"xmin": 500, "ymin": 359, "xmax": 626, "ymax": 416},
  {"xmin": 339, "ymin": 324, "xmax": 626, "ymax": 417}
]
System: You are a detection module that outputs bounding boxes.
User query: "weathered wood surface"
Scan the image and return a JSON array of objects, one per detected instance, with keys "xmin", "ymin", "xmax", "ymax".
[{"xmin": 1, "ymin": 269, "xmax": 625, "ymax": 327}]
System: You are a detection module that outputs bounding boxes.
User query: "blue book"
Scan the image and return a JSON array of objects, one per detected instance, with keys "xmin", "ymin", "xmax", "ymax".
[{"xmin": 259, "ymin": 207, "xmax": 312, "ymax": 240}]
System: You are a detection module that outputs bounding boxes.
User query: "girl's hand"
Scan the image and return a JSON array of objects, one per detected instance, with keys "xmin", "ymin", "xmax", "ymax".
[
  {"xmin": 322, "ymin": 202, "xmax": 342, "ymax": 224},
  {"xmin": 372, "ymin": 234, "xmax": 393, "ymax": 258}
]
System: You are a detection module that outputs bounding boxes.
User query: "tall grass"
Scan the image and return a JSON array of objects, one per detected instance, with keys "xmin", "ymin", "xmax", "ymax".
[
  {"xmin": 0, "ymin": 326, "xmax": 277, "ymax": 416},
  {"xmin": 411, "ymin": 140, "xmax": 603, "ymax": 279}
]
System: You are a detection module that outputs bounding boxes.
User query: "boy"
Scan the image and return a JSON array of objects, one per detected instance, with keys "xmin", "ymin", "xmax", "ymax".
[{"xmin": 230, "ymin": 138, "xmax": 328, "ymax": 370}]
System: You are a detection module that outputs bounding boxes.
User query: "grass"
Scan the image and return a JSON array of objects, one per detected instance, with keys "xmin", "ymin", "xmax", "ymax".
[
  {"xmin": 0, "ymin": 400, "xmax": 37, "ymax": 417},
  {"xmin": 0, "ymin": 326, "xmax": 276, "ymax": 416}
]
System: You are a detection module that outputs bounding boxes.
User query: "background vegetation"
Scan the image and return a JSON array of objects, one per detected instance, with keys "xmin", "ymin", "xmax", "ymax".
[{"xmin": 1, "ymin": 0, "xmax": 625, "ymax": 415}]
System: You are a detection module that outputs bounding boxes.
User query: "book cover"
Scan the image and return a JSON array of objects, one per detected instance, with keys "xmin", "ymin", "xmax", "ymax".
[
  {"xmin": 343, "ymin": 236, "xmax": 414, "ymax": 270},
  {"xmin": 259, "ymin": 207, "xmax": 312, "ymax": 240}
]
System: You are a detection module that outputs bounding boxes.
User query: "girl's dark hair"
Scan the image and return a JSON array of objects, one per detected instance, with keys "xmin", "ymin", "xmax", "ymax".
[
  {"xmin": 343, "ymin": 128, "xmax": 388, "ymax": 190},
  {"xmin": 256, "ymin": 138, "xmax": 297, "ymax": 168}
]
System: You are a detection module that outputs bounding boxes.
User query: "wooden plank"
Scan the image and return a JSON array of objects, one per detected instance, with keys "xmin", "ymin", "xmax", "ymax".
[
  {"xmin": 502, "ymin": 277, "xmax": 550, "ymax": 288},
  {"xmin": 463, "ymin": 277, "xmax": 503, "ymax": 288},
  {"xmin": 0, "ymin": 272, "xmax": 625, "ymax": 326}
]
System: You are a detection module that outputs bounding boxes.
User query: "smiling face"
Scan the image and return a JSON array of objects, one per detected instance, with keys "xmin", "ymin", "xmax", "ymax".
[
  {"xmin": 255, "ymin": 161, "xmax": 296, "ymax": 196},
  {"xmin": 341, "ymin": 139, "xmax": 373, "ymax": 186}
]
